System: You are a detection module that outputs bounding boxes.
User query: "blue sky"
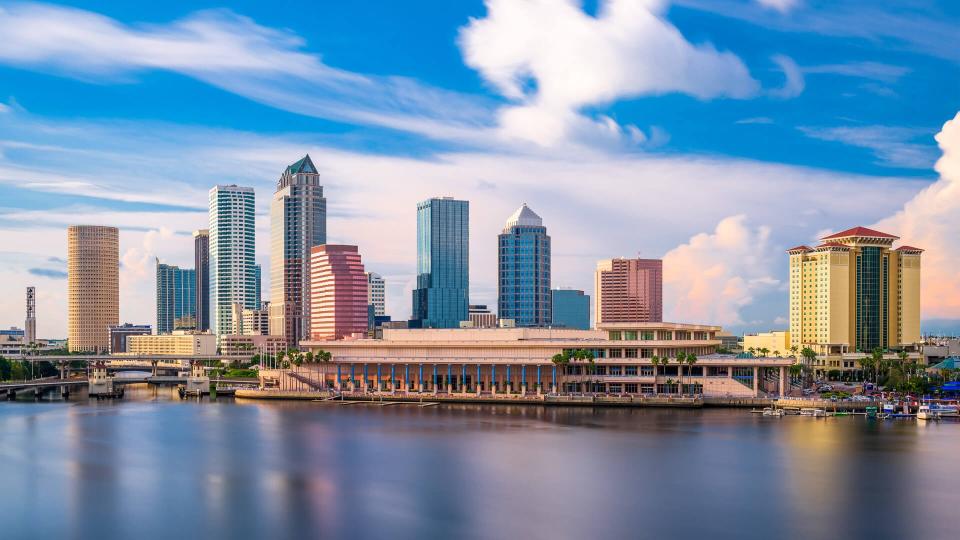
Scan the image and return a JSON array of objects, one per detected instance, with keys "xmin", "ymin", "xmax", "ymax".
[{"xmin": 1, "ymin": 0, "xmax": 959, "ymax": 337}]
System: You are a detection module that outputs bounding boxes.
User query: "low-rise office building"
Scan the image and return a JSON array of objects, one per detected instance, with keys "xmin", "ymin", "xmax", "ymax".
[
  {"xmin": 219, "ymin": 334, "xmax": 287, "ymax": 357},
  {"xmin": 295, "ymin": 322, "xmax": 791, "ymax": 397},
  {"xmin": 124, "ymin": 331, "xmax": 216, "ymax": 355}
]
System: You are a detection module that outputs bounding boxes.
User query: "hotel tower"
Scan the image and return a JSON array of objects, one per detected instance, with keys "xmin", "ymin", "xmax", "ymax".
[
  {"xmin": 595, "ymin": 258, "xmax": 663, "ymax": 324},
  {"xmin": 309, "ymin": 245, "xmax": 368, "ymax": 341},
  {"xmin": 787, "ymin": 226, "xmax": 921, "ymax": 354},
  {"xmin": 67, "ymin": 225, "xmax": 119, "ymax": 352},
  {"xmin": 269, "ymin": 155, "xmax": 327, "ymax": 348}
]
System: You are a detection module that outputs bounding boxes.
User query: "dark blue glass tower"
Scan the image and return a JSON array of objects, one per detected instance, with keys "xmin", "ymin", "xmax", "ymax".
[
  {"xmin": 156, "ymin": 260, "xmax": 197, "ymax": 334},
  {"xmin": 498, "ymin": 204, "xmax": 551, "ymax": 327},
  {"xmin": 551, "ymin": 289, "xmax": 590, "ymax": 329},
  {"xmin": 412, "ymin": 197, "xmax": 469, "ymax": 328}
]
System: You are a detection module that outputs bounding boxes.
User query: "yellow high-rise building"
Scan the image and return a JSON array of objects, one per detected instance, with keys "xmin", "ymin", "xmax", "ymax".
[
  {"xmin": 787, "ymin": 226, "xmax": 921, "ymax": 355},
  {"xmin": 67, "ymin": 225, "xmax": 119, "ymax": 353}
]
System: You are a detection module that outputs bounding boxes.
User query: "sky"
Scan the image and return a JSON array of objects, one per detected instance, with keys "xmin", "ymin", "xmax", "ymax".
[{"xmin": 0, "ymin": 0, "xmax": 959, "ymax": 339}]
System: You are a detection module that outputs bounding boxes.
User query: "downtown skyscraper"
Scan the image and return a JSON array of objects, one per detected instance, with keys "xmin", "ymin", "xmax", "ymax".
[
  {"xmin": 595, "ymin": 258, "xmax": 663, "ymax": 324},
  {"xmin": 193, "ymin": 229, "xmax": 210, "ymax": 332},
  {"xmin": 67, "ymin": 225, "xmax": 119, "ymax": 352},
  {"xmin": 209, "ymin": 185, "xmax": 257, "ymax": 337},
  {"xmin": 156, "ymin": 259, "xmax": 196, "ymax": 334},
  {"xmin": 269, "ymin": 155, "xmax": 326, "ymax": 348},
  {"xmin": 498, "ymin": 204, "xmax": 551, "ymax": 327},
  {"xmin": 412, "ymin": 197, "xmax": 469, "ymax": 328}
]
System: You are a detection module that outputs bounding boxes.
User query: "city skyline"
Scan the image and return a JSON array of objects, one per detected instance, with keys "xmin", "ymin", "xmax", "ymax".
[{"xmin": 1, "ymin": 1, "xmax": 959, "ymax": 338}]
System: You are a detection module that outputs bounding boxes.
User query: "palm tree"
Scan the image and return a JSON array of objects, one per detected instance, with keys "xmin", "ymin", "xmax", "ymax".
[
  {"xmin": 684, "ymin": 353, "xmax": 698, "ymax": 395},
  {"xmin": 676, "ymin": 352, "xmax": 687, "ymax": 395},
  {"xmin": 789, "ymin": 345, "xmax": 799, "ymax": 358},
  {"xmin": 800, "ymin": 347, "xmax": 817, "ymax": 384},
  {"xmin": 650, "ymin": 355, "xmax": 660, "ymax": 395},
  {"xmin": 551, "ymin": 352, "xmax": 570, "ymax": 394},
  {"xmin": 747, "ymin": 347, "xmax": 756, "ymax": 357},
  {"xmin": 759, "ymin": 347, "xmax": 770, "ymax": 358},
  {"xmin": 772, "ymin": 350, "xmax": 781, "ymax": 358}
]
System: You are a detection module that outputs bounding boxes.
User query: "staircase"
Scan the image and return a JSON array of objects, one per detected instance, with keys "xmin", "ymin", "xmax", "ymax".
[{"xmin": 287, "ymin": 370, "xmax": 325, "ymax": 391}]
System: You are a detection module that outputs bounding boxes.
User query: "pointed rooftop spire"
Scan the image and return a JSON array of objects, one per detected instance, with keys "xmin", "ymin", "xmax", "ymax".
[
  {"xmin": 504, "ymin": 203, "xmax": 543, "ymax": 230},
  {"xmin": 286, "ymin": 154, "xmax": 317, "ymax": 175}
]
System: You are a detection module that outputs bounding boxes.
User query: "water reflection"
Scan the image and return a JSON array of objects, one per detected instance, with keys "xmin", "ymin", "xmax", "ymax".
[{"xmin": 0, "ymin": 391, "xmax": 957, "ymax": 539}]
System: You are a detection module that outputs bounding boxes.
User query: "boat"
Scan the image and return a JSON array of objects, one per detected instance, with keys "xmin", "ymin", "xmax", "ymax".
[
  {"xmin": 833, "ymin": 411, "xmax": 851, "ymax": 417},
  {"xmin": 762, "ymin": 407, "xmax": 785, "ymax": 417},
  {"xmin": 917, "ymin": 403, "xmax": 959, "ymax": 420},
  {"xmin": 800, "ymin": 408, "xmax": 817, "ymax": 416},
  {"xmin": 865, "ymin": 406, "xmax": 878, "ymax": 418},
  {"xmin": 812, "ymin": 409, "xmax": 828, "ymax": 418}
]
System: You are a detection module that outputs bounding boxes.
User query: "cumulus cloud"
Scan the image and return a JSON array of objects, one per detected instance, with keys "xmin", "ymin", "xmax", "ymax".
[
  {"xmin": 874, "ymin": 111, "xmax": 960, "ymax": 319},
  {"xmin": 662, "ymin": 215, "xmax": 780, "ymax": 326},
  {"xmin": 459, "ymin": 0, "xmax": 760, "ymax": 146}
]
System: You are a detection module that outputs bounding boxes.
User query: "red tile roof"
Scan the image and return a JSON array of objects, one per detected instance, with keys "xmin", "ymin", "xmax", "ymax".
[
  {"xmin": 814, "ymin": 242, "xmax": 851, "ymax": 250},
  {"xmin": 785, "ymin": 245, "xmax": 812, "ymax": 253},
  {"xmin": 821, "ymin": 226, "xmax": 898, "ymax": 240},
  {"xmin": 894, "ymin": 245, "xmax": 924, "ymax": 252}
]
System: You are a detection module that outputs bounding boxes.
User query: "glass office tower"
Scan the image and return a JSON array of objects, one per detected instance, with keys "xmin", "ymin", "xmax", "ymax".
[
  {"xmin": 412, "ymin": 197, "xmax": 469, "ymax": 328},
  {"xmin": 156, "ymin": 259, "xmax": 197, "ymax": 334},
  {"xmin": 498, "ymin": 204, "xmax": 551, "ymax": 327}
]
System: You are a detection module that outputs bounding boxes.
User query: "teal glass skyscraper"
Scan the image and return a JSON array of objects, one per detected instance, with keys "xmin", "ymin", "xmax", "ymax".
[
  {"xmin": 156, "ymin": 259, "xmax": 196, "ymax": 334},
  {"xmin": 498, "ymin": 204, "xmax": 551, "ymax": 327},
  {"xmin": 412, "ymin": 197, "xmax": 469, "ymax": 328}
]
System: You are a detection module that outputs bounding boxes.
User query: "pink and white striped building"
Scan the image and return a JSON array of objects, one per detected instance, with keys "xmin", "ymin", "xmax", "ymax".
[{"xmin": 309, "ymin": 245, "xmax": 368, "ymax": 341}]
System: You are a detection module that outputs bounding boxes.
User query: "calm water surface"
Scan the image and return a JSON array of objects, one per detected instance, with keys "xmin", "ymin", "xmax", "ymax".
[{"xmin": 0, "ymin": 385, "xmax": 956, "ymax": 540}]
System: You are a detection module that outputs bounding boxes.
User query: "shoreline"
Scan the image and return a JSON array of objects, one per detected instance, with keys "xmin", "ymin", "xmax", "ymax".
[{"xmin": 236, "ymin": 389, "xmax": 877, "ymax": 410}]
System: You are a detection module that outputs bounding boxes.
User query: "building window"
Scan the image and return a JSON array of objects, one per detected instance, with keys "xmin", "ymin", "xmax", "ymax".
[
  {"xmin": 640, "ymin": 366, "xmax": 654, "ymax": 376},
  {"xmin": 609, "ymin": 348, "xmax": 623, "ymax": 358},
  {"xmin": 625, "ymin": 383, "xmax": 638, "ymax": 394},
  {"xmin": 625, "ymin": 348, "xmax": 638, "ymax": 358},
  {"xmin": 624, "ymin": 330, "xmax": 638, "ymax": 340},
  {"xmin": 609, "ymin": 331, "xmax": 622, "ymax": 340},
  {"xmin": 609, "ymin": 366, "xmax": 622, "ymax": 376},
  {"xmin": 625, "ymin": 366, "xmax": 638, "ymax": 376}
]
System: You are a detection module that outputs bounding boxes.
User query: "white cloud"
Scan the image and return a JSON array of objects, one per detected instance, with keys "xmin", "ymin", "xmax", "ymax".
[
  {"xmin": 768, "ymin": 54, "xmax": 804, "ymax": 99},
  {"xmin": 803, "ymin": 61, "xmax": 909, "ymax": 83},
  {"xmin": 458, "ymin": 0, "xmax": 760, "ymax": 146},
  {"xmin": 799, "ymin": 125, "xmax": 938, "ymax": 169},
  {"xmin": 0, "ymin": 113, "xmax": 933, "ymax": 336},
  {"xmin": 756, "ymin": 0, "xmax": 801, "ymax": 14},
  {"xmin": 662, "ymin": 215, "xmax": 780, "ymax": 326},
  {"xmin": 874, "ymin": 111, "xmax": 960, "ymax": 319},
  {"xmin": 0, "ymin": 3, "xmax": 494, "ymax": 143}
]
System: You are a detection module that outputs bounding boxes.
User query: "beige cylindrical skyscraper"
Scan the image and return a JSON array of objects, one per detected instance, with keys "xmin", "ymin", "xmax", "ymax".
[{"xmin": 68, "ymin": 225, "xmax": 119, "ymax": 353}]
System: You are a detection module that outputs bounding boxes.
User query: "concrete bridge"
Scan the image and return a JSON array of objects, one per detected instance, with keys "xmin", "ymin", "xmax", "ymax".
[{"xmin": 0, "ymin": 375, "xmax": 259, "ymax": 400}]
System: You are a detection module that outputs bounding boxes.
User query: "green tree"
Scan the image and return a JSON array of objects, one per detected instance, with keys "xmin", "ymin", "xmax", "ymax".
[
  {"xmin": 676, "ymin": 352, "xmax": 687, "ymax": 395},
  {"xmin": 551, "ymin": 352, "xmax": 570, "ymax": 393},
  {"xmin": 684, "ymin": 353, "xmax": 698, "ymax": 395}
]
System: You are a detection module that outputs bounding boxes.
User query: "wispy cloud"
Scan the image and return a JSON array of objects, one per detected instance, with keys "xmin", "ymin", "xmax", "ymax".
[
  {"xmin": 736, "ymin": 117, "xmax": 774, "ymax": 125},
  {"xmin": 0, "ymin": 3, "xmax": 495, "ymax": 143},
  {"xmin": 798, "ymin": 125, "xmax": 938, "ymax": 169},
  {"xmin": 679, "ymin": 0, "xmax": 960, "ymax": 64},
  {"xmin": 28, "ymin": 267, "xmax": 66, "ymax": 279},
  {"xmin": 803, "ymin": 61, "xmax": 910, "ymax": 83}
]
